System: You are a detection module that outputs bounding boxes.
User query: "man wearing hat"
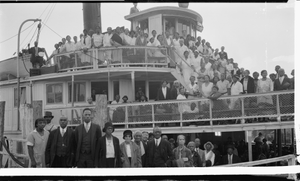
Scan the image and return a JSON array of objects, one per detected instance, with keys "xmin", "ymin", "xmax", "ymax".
[
  {"xmin": 95, "ymin": 122, "xmax": 121, "ymax": 168},
  {"xmin": 44, "ymin": 111, "xmax": 57, "ymax": 132},
  {"xmin": 74, "ymin": 108, "xmax": 101, "ymax": 168},
  {"xmin": 222, "ymin": 145, "xmax": 241, "ymax": 165}
]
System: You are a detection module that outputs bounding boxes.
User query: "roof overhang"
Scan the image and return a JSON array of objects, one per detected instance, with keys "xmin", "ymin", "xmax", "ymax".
[{"xmin": 125, "ymin": 6, "xmax": 203, "ymax": 32}]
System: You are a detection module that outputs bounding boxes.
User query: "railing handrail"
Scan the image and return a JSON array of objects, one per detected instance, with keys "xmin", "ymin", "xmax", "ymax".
[
  {"xmin": 42, "ymin": 90, "xmax": 294, "ymax": 110},
  {"xmin": 218, "ymin": 154, "xmax": 296, "ymax": 167}
]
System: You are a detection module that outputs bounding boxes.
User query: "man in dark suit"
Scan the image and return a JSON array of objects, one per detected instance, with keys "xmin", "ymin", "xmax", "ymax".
[
  {"xmin": 95, "ymin": 122, "xmax": 121, "ymax": 168},
  {"xmin": 156, "ymin": 80, "xmax": 171, "ymax": 101},
  {"xmin": 240, "ymin": 70, "xmax": 255, "ymax": 94},
  {"xmin": 74, "ymin": 108, "xmax": 102, "ymax": 168},
  {"xmin": 133, "ymin": 130, "xmax": 147, "ymax": 167},
  {"xmin": 145, "ymin": 126, "xmax": 173, "ymax": 167},
  {"xmin": 28, "ymin": 41, "xmax": 48, "ymax": 68},
  {"xmin": 45, "ymin": 117, "xmax": 74, "ymax": 167},
  {"xmin": 222, "ymin": 145, "xmax": 241, "ymax": 165},
  {"xmin": 274, "ymin": 68, "xmax": 291, "ymax": 111}
]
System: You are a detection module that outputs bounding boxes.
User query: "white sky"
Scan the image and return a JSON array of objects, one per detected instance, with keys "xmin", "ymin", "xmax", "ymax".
[{"xmin": 0, "ymin": 2, "xmax": 295, "ymax": 76}]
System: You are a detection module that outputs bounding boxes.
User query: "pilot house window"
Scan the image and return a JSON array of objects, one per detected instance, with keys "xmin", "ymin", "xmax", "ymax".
[
  {"xmin": 68, "ymin": 82, "xmax": 86, "ymax": 103},
  {"xmin": 46, "ymin": 83, "xmax": 63, "ymax": 104}
]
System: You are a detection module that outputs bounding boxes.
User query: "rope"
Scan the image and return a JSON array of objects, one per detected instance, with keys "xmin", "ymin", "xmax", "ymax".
[
  {"xmin": 21, "ymin": 54, "xmax": 30, "ymax": 73},
  {"xmin": 0, "ymin": 138, "xmax": 27, "ymax": 168},
  {"xmin": 41, "ymin": 22, "xmax": 63, "ymax": 38}
]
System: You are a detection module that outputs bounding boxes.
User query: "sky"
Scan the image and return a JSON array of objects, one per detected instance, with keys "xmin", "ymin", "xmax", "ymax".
[{"xmin": 0, "ymin": 2, "xmax": 295, "ymax": 76}]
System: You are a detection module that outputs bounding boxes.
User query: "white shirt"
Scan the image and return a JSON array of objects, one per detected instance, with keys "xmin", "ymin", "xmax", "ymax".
[
  {"xmin": 155, "ymin": 137, "xmax": 161, "ymax": 146},
  {"xmin": 103, "ymin": 33, "xmax": 113, "ymax": 47},
  {"xmin": 92, "ymin": 33, "xmax": 104, "ymax": 47},
  {"xmin": 217, "ymin": 80, "xmax": 230, "ymax": 94},
  {"xmin": 177, "ymin": 94, "xmax": 186, "ymax": 100},
  {"xmin": 243, "ymin": 78, "xmax": 248, "ymax": 92},
  {"xmin": 84, "ymin": 121, "xmax": 91, "ymax": 132},
  {"xmin": 125, "ymin": 143, "xmax": 132, "ymax": 157},
  {"xmin": 81, "ymin": 35, "xmax": 92, "ymax": 49},
  {"xmin": 162, "ymin": 87, "xmax": 167, "ymax": 99},
  {"xmin": 64, "ymin": 41, "xmax": 75, "ymax": 52},
  {"xmin": 177, "ymin": 45, "xmax": 189, "ymax": 59},
  {"xmin": 279, "ymin": 76, "xmax": 284, "ymax": 84},
  {"xmin": 124, "ymin": 34, "xmax": 132, "ymax": 45},
  {"xmin": 74, "ymin": 42, "xmax": 82, "ymax": 51},
  {"xmin": 106, "ymin": 137, "xmax": 115, "ymax": 158},
  {"xmin": 231, "ymin": 81, "xmax": 243, "ymax": 95},
  {"xmin": 205, "ymin": 150, "xmax": 215, "ymax": 166},
  {"xmin": 60, "ymin": 127, "xmax": 67, "ymax": 136},
  {"xmin": 130, "ymin": 37, "xmax": 137, "ymax": 46},
  {"xmin": 205, "ymin": 62, "xmax": 212, "ymax": 71}
]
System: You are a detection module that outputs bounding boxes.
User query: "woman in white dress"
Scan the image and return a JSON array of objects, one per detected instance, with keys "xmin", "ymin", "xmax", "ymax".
[
  {"xmin": 257, "ymin": 70, "xmax": 273, "ymax": 106},
  {"xmin": 180, "ymin": 51, "xmax": 193, "ymax": 85}
]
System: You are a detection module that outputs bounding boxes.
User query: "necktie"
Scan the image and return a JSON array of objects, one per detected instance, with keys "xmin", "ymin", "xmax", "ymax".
[
  {"xmin": 155, "ymin": 139, "xmax": 158, "ymax": 147},
  {"xmin": 84, "ymin": 36, "xmax": 86, "ymax": 44},
  {"xmin": 61, "ymin": 129, "xmax": 65, "ymax": 137},
  {"xmin": 35, "ymin": 47, "xmax": 38, "ymax": 56},
  {"xmin": 229, "ymin": 155, "xmax": 232, "ymax": 164},
  {"xmin": 85, "ymin": 124, "xmax": 89, "ymax": 132}
]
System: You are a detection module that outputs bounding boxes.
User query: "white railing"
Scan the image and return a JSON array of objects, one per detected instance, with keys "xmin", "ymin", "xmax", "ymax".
[
  {"xmin": 43, "ymin": 90, "xmax": 294, "ymax": 129},
  {"xmin": 53, "ymin": 46, "xmax": 170, "ymax": 72}
]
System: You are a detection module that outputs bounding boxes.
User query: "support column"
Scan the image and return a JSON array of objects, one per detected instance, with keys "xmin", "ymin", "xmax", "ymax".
[
  {"xmin": 277, "ymin": 129, "xmax": 282, "ymax": 156},
  {"xmin": 71, "ymin": 75, "xmax": 74, "ymax": 123},
  {"xmin": 108, "ymin": 72, "xmax": 112, "ymax": 101},
  {"xmin": 94, "ymin": 94, "xmax": 108, "ymax": 131},
  {"xmin": 0, "ymin": 101, "xmax": 5, "ymax": 168},
  {"xmin": 246, "ymin": 130, "xmax": 253, "ymax": 161},
  {"xmin": 131, "ymin": 71, "xmax": 135, "ymax": 102}
]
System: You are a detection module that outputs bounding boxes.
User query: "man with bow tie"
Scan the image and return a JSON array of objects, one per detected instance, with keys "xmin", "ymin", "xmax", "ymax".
[{"xmin": 45, "ymin": 117, "xmax": 74, "ymax": 167}]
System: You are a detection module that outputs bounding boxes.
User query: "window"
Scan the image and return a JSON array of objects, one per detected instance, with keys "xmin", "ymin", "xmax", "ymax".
[
  {"xmin": 68, "ymin": 82, "xmax": 86, "ymax": 103},
  {"xmin": 14, "ymin": 87, "xmax": 26, "ymax": 107},
  {"xmin": 91, "ymin": 81, "xmax": 108, "ymax": 101},
  {"xmin": 46, "ymin": 83, "xmax": 63, "ymax": 104}
]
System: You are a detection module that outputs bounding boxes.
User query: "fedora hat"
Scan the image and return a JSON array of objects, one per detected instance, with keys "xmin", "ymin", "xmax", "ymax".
[
  {"xmin": 103, "ymin": 122, "xmax": 114, "ymax": 133},
  {"xmin": 44, "ymin": 111, "xmax": 54, "ymax": 119}
]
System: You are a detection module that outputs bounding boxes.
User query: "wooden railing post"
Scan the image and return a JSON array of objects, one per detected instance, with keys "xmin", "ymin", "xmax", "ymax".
[
  {"xmin": 179, "ymin": 103, "xmax": 183, "ymax": 128},
  {"xmin": 276, "ymin": 94, "xmax": 281, "ymax": 122},
  {"xmin": 247, "ymin": 130, "xmax": 253, "ymax": 161},
  {"xmin": 125, "ymin": 106, "xmax": 128, "ymax": 129},
  {"xmin": 145, "ymin": 47, "xmax": 148, "ymax": 63},
  {"xmin": 209, "ymin": 100, "xmax": 213, "ymax": 126},
  {"xmin": 0, "ymin": 101, "xmax": 5, "ymax": 168},
  {"xmin": 241, "ymin": 97, "xmax": 245, "ymax": 124},
  {"xmin": 151, "ymin": 104, "xmax": 155, "ymax": 128}
]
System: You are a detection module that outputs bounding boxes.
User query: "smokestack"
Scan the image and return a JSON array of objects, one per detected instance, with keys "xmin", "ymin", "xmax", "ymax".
[{"xmin": 83, "ymin": 3, "xmax": 102, "ymax": 32}]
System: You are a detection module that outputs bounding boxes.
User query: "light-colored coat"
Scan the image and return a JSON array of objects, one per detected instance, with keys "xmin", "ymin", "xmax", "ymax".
[{"xmin": 120, "ymin": 141, "xmax": 142, "ymax": 168}]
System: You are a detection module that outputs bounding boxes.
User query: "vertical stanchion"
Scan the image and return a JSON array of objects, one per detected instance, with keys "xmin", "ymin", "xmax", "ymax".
[
  {"xmin": 95, "ymin": 94, "xmax": 108, "ymax": 131},
  {"xmin": 151, "ymin": 104, "xmax": 155, "ymax": 128},
  {"xmin": 246, "ymin": 130, "xmax": 253, "ymax": 161},
  {"xmin": 125, "ymin": 106, "xmax": 128, "ymax": 129},
  {"xmin": 0, "ymin": 101, "xmax": 6, "ymax": 168},
  {"xmin": 209, "ymin": 100, "xmax": 213, "ymax": 126}
]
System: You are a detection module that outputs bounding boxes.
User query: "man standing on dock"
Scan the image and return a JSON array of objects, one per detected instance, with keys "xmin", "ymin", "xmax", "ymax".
[
  {"xmin": 74, "ymin": 108, "xmax": 102, "ymax": 168},
  {"xmin": 45, "ymin": 117, "xmax": 74, "ymax": 167}
]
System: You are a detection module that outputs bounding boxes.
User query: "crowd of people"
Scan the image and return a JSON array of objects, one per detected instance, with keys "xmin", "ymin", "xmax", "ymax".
[{"xmin": 27, "ymin": 109, "xmax": 292, "ymax": 168}]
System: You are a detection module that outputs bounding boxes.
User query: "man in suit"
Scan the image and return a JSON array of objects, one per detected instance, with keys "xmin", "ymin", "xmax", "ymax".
[
  {"xmin": 240, "ymin": 70, "xmax": 255, "ymax": 94},
  {"xmin": 45, "ymin": 117, "xmax": 74, "ymax": 167},
  {"xmin": 96, "ymin": 122, "xmax": 121, "ymax": 168},
  {"xmin": 145, "ymin": 126, "xmax": 173, "ymax": 167},
  {"xmin": 74, "ymin": 108, "xmax": 102, "ymax": 168},
  {"xmin": 133, "ymin": 130, "xmax": 147, "ymax": 167},
  {"xmin": 274, "ymin": 68, "xmax": 291, "ymax": 110},
  {"xmin": 156, "ymin": 80, "xmax": 171, "ymax": 101},
  {"xmin": 222, "ymin": 145, "xmax": 241, "ymax": 165},
  {"xmin": 28, "ymin": 41, "xmax": 48, "ymax": 68},
  {"xmin": 240, "ymin": 70, "xmax": 256, "ymax": 107}
]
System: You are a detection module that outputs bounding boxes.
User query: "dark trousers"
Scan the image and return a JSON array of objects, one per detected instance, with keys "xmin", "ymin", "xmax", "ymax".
[
  {"xmin": 77, "ymin": 153, "xmax": 94, "ymax": 168},
  {"xmin": 52, "ymin": 155, "xmax": 68, "ymax": 168},
  {"xmin": 106, "ymin": 158, "xmax": 116, "ymax": 168}
]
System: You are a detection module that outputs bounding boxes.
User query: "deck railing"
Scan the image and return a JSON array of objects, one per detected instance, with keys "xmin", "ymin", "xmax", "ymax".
[
  {"xmin": 43, "ymin": 90, "xmax": 294, "ymax": 129},
  {"xmin": 54, "ymin": 46, "xmax": 169, "ymax": 72}
]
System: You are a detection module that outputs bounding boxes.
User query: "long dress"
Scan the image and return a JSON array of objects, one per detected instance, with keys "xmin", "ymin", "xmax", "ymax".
[
  {"xmin": 257, "ymin": 78, "xmax": 273, "ymax": 105},
  {"xmin": 181, "ymin": 57, "xmax": 193, "ymax": 85}
]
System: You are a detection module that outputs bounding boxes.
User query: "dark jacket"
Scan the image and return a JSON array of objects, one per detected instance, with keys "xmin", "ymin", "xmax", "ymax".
[
  {"xmin": 222, "ymin": 154, "xmax": 241, "ymax": 165},
  {"xmin": 28, "ymin": 46, "xmax": 44, "ymax": 62},
  {"xmin": 95, "ymin": 135, "xmax": 121, "ymax": 168},
  {"xmin": 191, "ymin": 151, "xmax": 203, "ymax": 167},
  {"xmin": 45, "ymin": 127, "xmax": 75, "ymax": 167},
  {"xmin": 74, "ymin": 123, "xmax": 102, "ymax": 167},
  {"xmin": 156, "ymin": 87, "xmax": 171, "ymax": 101},
  {"xmin": 145, "ymin": 138, "xmax": 173, "ymax": 167},
  {"xmin": 240, "ymin": 76, "xmax": 255, "ymax": 94},
  {"xmin": 170, "ymin": 87, "xmax": 178, "ymax": 100},
  {"xmin": 274, "ymin": 76, "xmax": 291, "ymax": 91}
]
